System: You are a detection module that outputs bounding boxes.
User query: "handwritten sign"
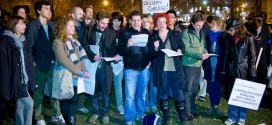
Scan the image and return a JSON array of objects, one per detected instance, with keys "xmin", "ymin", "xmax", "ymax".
[
  {"xmin": 142, "ymin": 0, "xmax": 170, "ymax": 14},
  {"xmin": 228, "ymin": 78, "xmax": 266, "ymax": 110}
]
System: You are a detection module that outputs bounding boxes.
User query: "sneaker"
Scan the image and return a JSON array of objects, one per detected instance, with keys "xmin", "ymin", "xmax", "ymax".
[
  {"xmin": 117, "ymin": 105, "xmax": 124, "ymax": 115},
  {"xmin": 207, "ymin": 107, "xmax": 214, "ymax": 115},
  {"xmin": 88, "ymin": 114, "xmax": 99, "ymax": 123},
  {"xmin": 186, "ymin": 114, "xmax": 195, "ymax": 121},
  {"xmin": 102, "ymin": 116, "xmax": 110, "ymax": 124},
  {"xmin": 77, "ymin": 107, "xmax": 89, "ymax": 113},
  {"xmin": 126, "ymin": 122, "xmax": 134, "ymax": 125},
  {"xmin": 151, "ymin": 106, "xmax": 157, "ymax": 113},
  {"xmin": 36, "ymin": 119, "xmax": 46, "ymax": 125},
  {"xmin": 237, "ymin": 119, "xmax": 245, "ymax": 125},
  {"xmin": 51, "ymin": 114, "xmax": 65, "ymax": 124},
  {"xmin": 225, "ymin": 119, "xmax": 235, "ymax": 125},
  {"xmin": 198, "ymin": 96, "xmax": 206, "ymax": 101},
  {"xmin": 215, "ymin": 108, "xmax": 224, "ymax": 117}
]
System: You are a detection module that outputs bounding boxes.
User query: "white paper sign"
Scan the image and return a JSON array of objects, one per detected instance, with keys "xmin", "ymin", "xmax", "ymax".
[
  {"xmin": 161, "ymin": 49, "xmax": 183, "ymax": 57},
  {"xmin": 142, "ymin": 0, "xmax": 170, "ymax": 14},
  {"xmin": 83, "ymin": 59, "xmax": 97, "ymax": 95},
  {"xmin": 228, "ymin": 78, "xmax": 266, "ymax": 110},
  {"xmin": 111, "ymin": 56, "xmax": 124, "ymax": 75},
  {"xmin": 77, "ymin": 77, "xmax": 85, "ymax": 94},
  {"xmin": 131, "ymin": 34, "xmax": 149, "ymax": 47},
  {"xmin": 90, "ymin": 45, "xmax": 99, "ymax": 55}
]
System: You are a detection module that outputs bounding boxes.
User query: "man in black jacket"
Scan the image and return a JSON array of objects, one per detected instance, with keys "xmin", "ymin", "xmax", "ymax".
[
  {"xmin": 117, "ymin": 11, "xmax": 151, "ymax": 125},
  {"xmin": 25, "ymin": 1, "xmax": 63, "ymax": 125}
]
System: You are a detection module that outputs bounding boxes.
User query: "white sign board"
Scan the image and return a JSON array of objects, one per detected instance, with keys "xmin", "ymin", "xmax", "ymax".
[
  {"xmin": 142, "ymin": 0, "xmax": 170, "ymax": 14},
  {"xmin": 228, "ymin": 78, "xmax": 266, "ymax": 110}
]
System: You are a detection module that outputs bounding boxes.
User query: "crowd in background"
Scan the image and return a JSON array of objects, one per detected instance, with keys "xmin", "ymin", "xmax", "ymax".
[{"xmin": 0, "ymin": 1, "xmax": 272, "ymax": 125}]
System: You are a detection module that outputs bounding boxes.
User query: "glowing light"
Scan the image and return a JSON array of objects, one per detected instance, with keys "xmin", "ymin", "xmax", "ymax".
[{"xmin": 103, "ymin": 0, "xmax": 109, "ymax": 6}]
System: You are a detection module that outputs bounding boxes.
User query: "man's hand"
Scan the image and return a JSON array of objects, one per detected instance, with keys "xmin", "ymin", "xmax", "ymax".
[
  {"xmin": 177, "ymin": 49, "xmax": 182, "ymax": 54},
  {"xmin": 94, "ymin": 55, "xmax": 101, "ymax": 61},
  {"xmin": 200, "ymin": 53, "xmax": 210, "ymax": 60},
  {"xmin": 127, "ymin": 38, "xmax": 134, "ymax": 47},
  {"xmin": 84, "ymin": 72, "xmax": 89, "ymax": 78},
  {"xmin": 154, "ymin": 40, "xmax": 160, "ymax": 50},
  {"xmin": 114, "ymin": 55, "xmax": 120, "ymax": 62}
]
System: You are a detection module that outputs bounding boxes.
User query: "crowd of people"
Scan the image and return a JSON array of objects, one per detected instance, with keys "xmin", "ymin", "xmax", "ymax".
[{"xmin": 0, "ymin": 1, "xmax": 271, "ymax": 125}]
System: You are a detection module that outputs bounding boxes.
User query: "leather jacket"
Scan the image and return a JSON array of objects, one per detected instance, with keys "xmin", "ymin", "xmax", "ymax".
[{"xmin": 224, "ymin": 33, "xmax": 256, "ymax": 80}]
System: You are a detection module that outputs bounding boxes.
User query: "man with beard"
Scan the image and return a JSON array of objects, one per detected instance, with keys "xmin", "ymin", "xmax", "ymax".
[
  {"xmin": 85, "ymin": 11, "xmax": 119, "ymax": 124},
  {"xmin": 70, "ymin": 6, "xmax": 90, "ymax": 114}
]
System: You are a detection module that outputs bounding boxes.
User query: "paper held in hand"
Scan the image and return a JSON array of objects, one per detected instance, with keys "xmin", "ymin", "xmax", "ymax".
[
  {"xmin": 208, "ymin": 53, "xmax": 219, "ymax": 56},
  {"xmin": 228, "ymin": 78, "xmax": 266, "ymax": 110},
  {"xmin": 131, "ymin": 34, "xmax": 149, "ymax": 47},
  {"xmin": 161, "ymin": 49, "xmax": 183, "ymax": 57}
]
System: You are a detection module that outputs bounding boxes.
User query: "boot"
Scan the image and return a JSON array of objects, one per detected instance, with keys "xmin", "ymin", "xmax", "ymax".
[
  {"xmin": 68, "ymin": 116, "xmax": 75, "ymax": 125},
  {"xmin": 175, "ymin": 101, "xmax": 186, "ymax": 124},
  {"xmin": 160, "ymin": 100, "xmax": 170, "ymax": 125}
]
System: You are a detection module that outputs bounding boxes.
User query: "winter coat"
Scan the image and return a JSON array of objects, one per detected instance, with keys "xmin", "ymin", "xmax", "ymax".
[
  {"xmin": 0, "ymin": 35, "xmax": 37, "ymax": 101},
  {"xmin": 149, "ymin": 29, "xmax": 185, "ymax": 89}
]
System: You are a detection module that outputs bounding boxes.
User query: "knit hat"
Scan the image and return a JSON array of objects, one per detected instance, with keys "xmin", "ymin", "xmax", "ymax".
[{"xmin": 226, "ymin": 18, "xmax": 241, "ymax": 31}]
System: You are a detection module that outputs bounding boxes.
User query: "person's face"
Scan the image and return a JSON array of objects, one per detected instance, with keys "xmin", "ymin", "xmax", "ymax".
[
  {"xmin": 85, "ymin": 8, "xmax": 93, "ymax": 20},
  {"xmin": 17, "ymin": 8, "xmax": 26, "ymax": 19},
  {"xmin": 66, "ymin": 20, "xmax": 75, "ymax": 35},
  {"xmin": 97, "ymin": 18, "xmax": 109, "ymax": 31},
  {"xmin": 112, "ymin": 19, "xmax": 121, "ymax": 28},
  {"xmin": 38, "ymin": 5, "xmax": 52, "ymax": 19},
  {"xmin": 15, "ymin": 19, "xmax": 26, "ymax": 35},
  {"xmin": 192, "ymin": 21, "xmax": 204, "ymax": 32},
  {"xmin": 167, "ymin": 13, "xmax": 176, "ymax": 25},
  {"xmin": 130, "ymin": 15, "xmax": 142, "ymax": 31},
  {"xmin": 142, "ymin": 17, "xmax": 150, "ymax": 30},
  {"xmin": 210, "ymin": 21, "xmax": 219, "ymax": 31},
  {"xmin": 157, "ymin": 17, "xmax": 167, "ymax": 31},
  {"xmin": 73, "ymin": 8, "xmax": 84, "ymax": 22}
]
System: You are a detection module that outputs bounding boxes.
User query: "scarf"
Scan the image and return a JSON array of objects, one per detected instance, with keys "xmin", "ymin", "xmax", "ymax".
[
  {"xmin": 66, "ymin": 37, "xmax": 87, "ymax": 64},
  {"xmin": 3, "ymin": 30, "xmax": 28, "ymax": 84},
  {"xmin": 208, "ymin": 30, "xmax": 223, "ymax": 53}
]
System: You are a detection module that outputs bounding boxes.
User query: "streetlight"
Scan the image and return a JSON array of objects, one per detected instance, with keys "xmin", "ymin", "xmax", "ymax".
[{"xmin": 103, "ymin": 0, "xmax": 109, "ymax": 6}]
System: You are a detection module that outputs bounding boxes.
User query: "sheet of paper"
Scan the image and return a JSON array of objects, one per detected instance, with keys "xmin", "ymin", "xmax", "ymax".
[
  {"xmin": 90, "ymin": 45, "xmax": 99, "ymax": 55},
  {"xmin": 228, "ymin": 78, "xmax": 266, "ymax": 110},
  {"xmin": 161, "ymin": 49, "xmax": 183, "ymax": 57},
  {"xmin": 77, "ymin": 77, "xmax": 85, "ymax": 94},
  {"xmin": 83, "ymin": 59, "xmax": 97, "ymax": 95},
  {"xmin": 208, "ymin": 53, "xmax": 219, "ymax": 56},
  {"xmin": 102, "ymin": 57, "xmax": 116, "ymax": 62},
  {"xmin": 111, "ymin": 58, "xmax": 124, "ymax": 75},
  {"xmin": 131, "ymin": 34, "xmax": 149, "ymax": 47}
]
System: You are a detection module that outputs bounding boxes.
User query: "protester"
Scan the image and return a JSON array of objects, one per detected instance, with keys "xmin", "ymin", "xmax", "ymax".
[
  {"xmin": 224, "ymin": 18, "xmax": 256, "ymax": 125},
  {"xmin": 149, "ymin": 13, "xmax": 186, "ymax": 124},
  {"xmin": 117, "ymin": 11, "xmax": 151, "ymax": 125},
  {"xmin": 0, "ymin": 16, "xmax": 37, "ymax": 125},
  {"xmin": 52, "ymin": 16, "xmax": 89, "ymax": 125},
  {"xmin": 25, "ymin": 1, "xmax": 64, "ymax": 124}
]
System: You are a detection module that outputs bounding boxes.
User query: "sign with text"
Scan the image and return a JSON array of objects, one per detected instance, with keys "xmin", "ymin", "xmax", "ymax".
[
  {"xmin": 228, "ymin": 78, "xmax": 266, "ymax": 110},
  {"xmin": 142, "ymin": 0, "xmax": 170, "ymax": 14}
]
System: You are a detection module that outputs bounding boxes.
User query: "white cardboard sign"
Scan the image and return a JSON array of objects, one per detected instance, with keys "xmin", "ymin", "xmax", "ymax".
[
  {"xmin": 228, "ymin": 78, "xmax": 266, "ymax": 110},
  {"xmin": 142, "ymin": 0, "xmax": 170, "ymax": 14}
]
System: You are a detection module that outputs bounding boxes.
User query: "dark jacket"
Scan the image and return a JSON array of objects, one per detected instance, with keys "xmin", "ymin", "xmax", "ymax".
[
  {"xmin": 149, "ymin": 30, "xmax": 185, "ymax": 89},
  {"xmin": 203, "ymin": 31, "xmax": 227, "ymax": 82},
  {"xmin": 224, "ymin": 33, "xmax": 256, "ymax": 80},
  {"xmin": 25, "ymin": 19, "xmax": 55, "ymax": 72},
  {"xmin": 117, "ymin": 28, "xmax": 151, "ymax": 71},
  {"xmin": 84, "ymin": 25, "xmax": 117, "ymax": 94},
  {"xmin": 0, "ymin": 35, "xmax": 37, "ymax": 101}
]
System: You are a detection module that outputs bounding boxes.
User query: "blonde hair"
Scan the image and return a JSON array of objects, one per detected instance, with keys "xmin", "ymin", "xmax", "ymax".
[
  {"xmin": 54, "ymin": 16, "xmax": 78, "ymax": 42},
  {"xmin": 142, "ymin": 14, "xmax": 154, "ymax": 30}
]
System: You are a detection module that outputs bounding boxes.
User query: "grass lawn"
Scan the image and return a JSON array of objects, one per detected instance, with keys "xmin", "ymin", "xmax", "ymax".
[{"xmin": 2, "ymin": 88, "xmax": 272, "ymax": 125}]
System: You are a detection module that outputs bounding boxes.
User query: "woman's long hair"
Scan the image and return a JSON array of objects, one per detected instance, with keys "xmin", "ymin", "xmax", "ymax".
[
  {"xmin": 234, "ymin": 25, "xmax": 252, "ymax": 39},
  {"xmin": 54, "ymin": 16, "xmax": 78, "ymax": 42}
]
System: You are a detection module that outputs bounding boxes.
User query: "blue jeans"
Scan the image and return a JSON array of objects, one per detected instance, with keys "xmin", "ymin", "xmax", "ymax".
[
  {"xmin": 91, "ymin": 64, "xmax": 110, "ymax": 116},
  {"xmin": 160, "ymin": 71, "xmax": 184, "ymax": 102},
  {"xmin": 227, "ymin": 104, "xmax": 247, "ymax": 123},
  {"xmin": 15, "ymin": 92, "xmax": 34, "ymax": 125},
  {"xmin": 183, "ymin": 66, "xmax": 201, "ymax": 115},
  {"xmin": 114, "ymin": 70, "xmax": 124, "ymax": 107},
  {"xmin": 124, "ymin": 68, "xmax": 150, "ymax": 123},
  {"xmin": 145, "ymin": 69, "xmax": 157, "ymax": 109},
  {"xmin": 208, "ymin": 81, "xmax": 222, "ymax": 106}
]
